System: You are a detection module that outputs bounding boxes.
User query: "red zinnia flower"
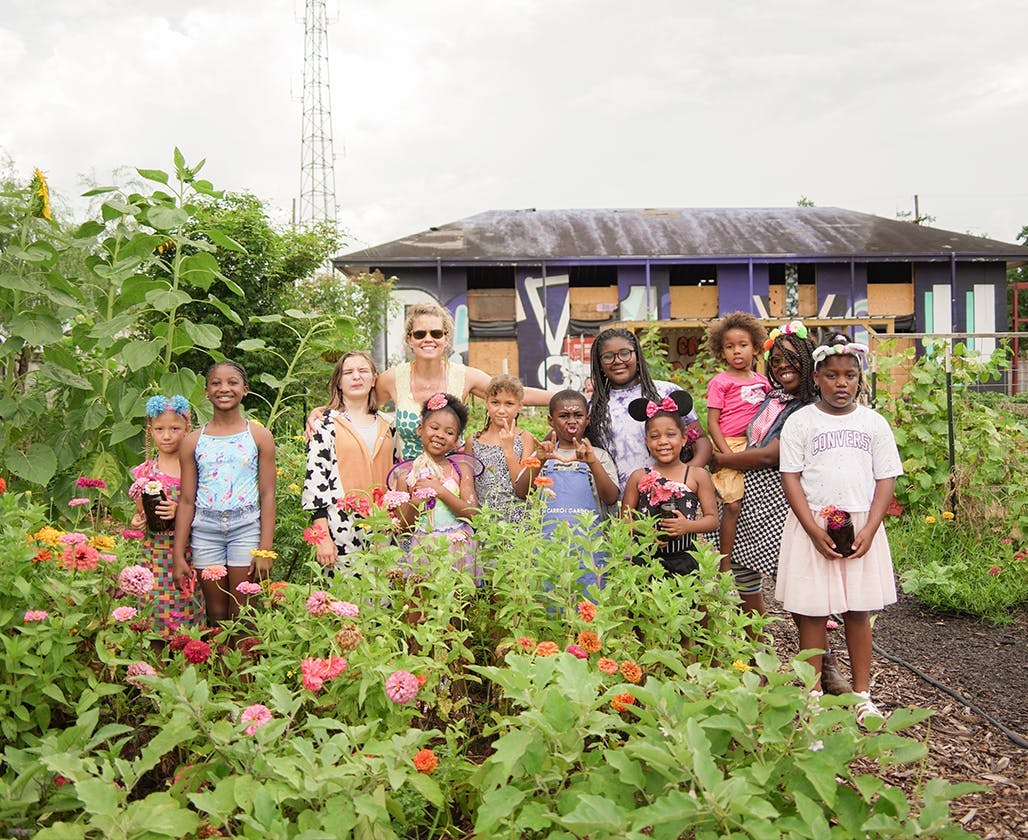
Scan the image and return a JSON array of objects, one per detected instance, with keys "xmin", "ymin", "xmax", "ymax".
[
  {"xmin": 32, "ymin": 549, "xmax": 52, "ymax": 564},
  {"xmin": 182, "ymin": 639, "xmax": 212, "ymax": 664},
  {"xmin": 0, "ymin": 477, "xmax": 7, "ymax": 494},
  {"xmin": 168, "ymin": 634, "xmax": 192, "ymax": 651}
]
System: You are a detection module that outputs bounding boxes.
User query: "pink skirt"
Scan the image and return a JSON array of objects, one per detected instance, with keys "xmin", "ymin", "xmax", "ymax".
[{"xmin": 775, "ymin": 508, "xmax": 897, "ymax": 616}]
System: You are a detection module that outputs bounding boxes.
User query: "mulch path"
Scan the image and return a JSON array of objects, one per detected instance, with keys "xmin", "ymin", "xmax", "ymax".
[{"xmin": 765, "ymin": 587, "xmax": 1028, "ymax": 839}]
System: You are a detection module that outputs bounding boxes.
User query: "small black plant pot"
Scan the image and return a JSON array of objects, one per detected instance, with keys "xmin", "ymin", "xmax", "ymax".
[
  {"xmin": 141, "ymin": 490, "xmax": 175, "ymax": 533},
  {"xmin": 827, "ymin": 516, "xmax": 855, "ymax": 557}
]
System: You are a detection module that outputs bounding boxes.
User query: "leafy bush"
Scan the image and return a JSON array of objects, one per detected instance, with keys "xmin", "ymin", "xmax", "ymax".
[
  {"xmin": 890, "ymin": 512, "xmax": 1028, "ymax": 624},
  {"xmin": 0, "ymin": 485, "xmax": 979, "ymax": 837},
  {"xmin": 875, "ymin": 341, "xmax": 1027, "ymax": 536}
]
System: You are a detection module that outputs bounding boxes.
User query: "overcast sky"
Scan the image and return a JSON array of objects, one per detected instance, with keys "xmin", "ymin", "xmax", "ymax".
[{"xmin": 2, "ymin": 0, "xmax": 1026, "ymax": 253}]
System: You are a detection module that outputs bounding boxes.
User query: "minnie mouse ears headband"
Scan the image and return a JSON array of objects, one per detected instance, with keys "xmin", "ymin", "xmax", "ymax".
[
  {"xmin": 145, "ymin": 395, "xmax": 190, "ymax": 418},
  {"xmin": 763, "ymin": 319, "xmax": 809, "ymax": 359},
  {"xmin": 627, "ymin": 390, "xmax": 693, "ymax": 422}
]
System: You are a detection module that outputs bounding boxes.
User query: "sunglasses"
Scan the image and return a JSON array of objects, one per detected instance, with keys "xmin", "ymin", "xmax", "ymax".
[
  {"xmin": 410, "ymin": 329, "xmax": 447, "ymax": 340},
  {"xmin": 598, "ymin": 347, "xmax": 636, "ymax": 364}
]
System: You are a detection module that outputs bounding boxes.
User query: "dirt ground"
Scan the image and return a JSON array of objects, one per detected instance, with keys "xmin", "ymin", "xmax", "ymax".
[{"xmin": 765, "ymin": 586, "xmax": 1028, "ymax": 839}]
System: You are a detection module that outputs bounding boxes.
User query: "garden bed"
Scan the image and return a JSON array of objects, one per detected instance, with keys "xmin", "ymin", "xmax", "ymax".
[{"xmin": 767, "ymin": 586, "xmax": 1028, "ymax": 839}]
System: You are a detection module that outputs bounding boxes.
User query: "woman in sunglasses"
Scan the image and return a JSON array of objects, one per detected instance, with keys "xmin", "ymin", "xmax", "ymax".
[
  {"xmin": 374, "ymin": 303, "xmax": 551, "ymax": 459},
  {"xmin": 587, "ymin": 327, "xmax": 711, "ymax": 489}
]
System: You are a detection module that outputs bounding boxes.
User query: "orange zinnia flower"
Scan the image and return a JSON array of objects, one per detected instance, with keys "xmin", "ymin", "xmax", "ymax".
[
  {"xmin": 533, "ymin": 476, "xmax": 554, "ymax": 488},
  {"xmin": 535, "ymin": 641, "xmax": 559, "ymax": 657},
  {"xmin": 412, "ymin": 748, "xmax": 438, "ymax": 774},
  {"xmin": 576, "ymin": 630, "xmax": 601, "ymax": 654},
  {"xmin": 611, "ymin": 692, "xmax": 636, "ymax": 712},
  {"xmin": 597, "ymin": 657, "xmax": 619, "ymax": 675},
  {"xmin": 520, "ymin": 456, "xmax": 542, "ymax": 469},
  {"xmin": 576, "ymin": 601, "xmax": 597, "ymax": 622},
  {"xmin": 619, "ymin": 660, "xmax": 642, "ymax": 683}
]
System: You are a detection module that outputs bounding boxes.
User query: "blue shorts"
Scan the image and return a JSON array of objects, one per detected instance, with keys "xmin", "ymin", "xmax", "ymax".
[{"xmin": 190, "ymin": 505, "xmax": 260, "ymax": 568}]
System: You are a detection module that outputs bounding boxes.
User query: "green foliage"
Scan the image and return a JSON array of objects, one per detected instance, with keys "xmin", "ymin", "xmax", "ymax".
[
  {"xmin": 890, "ymin": 513, "xmax": 1028, "ymax": 624},
  {"xmin": 0, "ymin": 154, "xmax": 347, "ymax": 511},
  {"xmin": 0, "ymin": 488, "xmax": 977, "ymax": 837},
  {"xmin": 874, "ymin": 340, "xmax": 1026, "ymax": 534},
  {"xmin": 295, "ymin": 271, "xmax": 399, "ymax": 358}
]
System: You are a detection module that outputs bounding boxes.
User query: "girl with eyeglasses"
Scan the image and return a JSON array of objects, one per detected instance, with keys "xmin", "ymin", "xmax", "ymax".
[{"xmin": 588, "ymin": 328, "xmax": 712, "ymax": 489}]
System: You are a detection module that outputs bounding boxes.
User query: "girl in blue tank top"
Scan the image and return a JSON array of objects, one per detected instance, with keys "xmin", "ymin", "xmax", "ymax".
[{"xmin": 173, "ymin": 362, "xmax": 277, "ymax": 628}]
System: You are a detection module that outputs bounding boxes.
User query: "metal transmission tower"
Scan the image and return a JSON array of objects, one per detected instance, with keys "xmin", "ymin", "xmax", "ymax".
[{"xmin": 299, "ymin": 0, "xmax": 337, "ymax": 224}]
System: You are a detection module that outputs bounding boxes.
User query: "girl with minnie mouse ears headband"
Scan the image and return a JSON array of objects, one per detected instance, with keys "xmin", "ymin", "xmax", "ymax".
[{"xmin": 621, "ymin": 388, "xmax": 719, "ymax": 578}]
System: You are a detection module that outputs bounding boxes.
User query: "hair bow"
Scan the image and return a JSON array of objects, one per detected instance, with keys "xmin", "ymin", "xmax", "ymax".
[
  {"xmin": 145, "ymin": 394, "xmax": 191, "ymax": 418},
  {"xmin": 812, "ymin": 342, "xmax": 869, "ymax": 365},
  {"xmin": 763, "ymin": 319, "xmax": 809, "ymax": 358},
  {"xmin": 645, "ymin": 396, "xmax": 678, "ymax": 418}
]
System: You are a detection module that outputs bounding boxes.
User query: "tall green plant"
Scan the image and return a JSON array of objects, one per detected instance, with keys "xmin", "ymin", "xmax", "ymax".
[{"xmin": 0, "ymin": 151, "xmax": 248, "ymax": 508}]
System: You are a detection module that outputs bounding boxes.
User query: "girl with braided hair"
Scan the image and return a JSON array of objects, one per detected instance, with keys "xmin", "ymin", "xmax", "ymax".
[{"xmin": 588, "ymin": 328, "xmax": 711, "ymax": 491}]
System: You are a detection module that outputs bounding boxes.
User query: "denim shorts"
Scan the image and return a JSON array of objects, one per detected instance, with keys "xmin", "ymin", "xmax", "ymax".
[{"xmin": 190, "ymin": 505, "xmax": 260, "ymax": 568}]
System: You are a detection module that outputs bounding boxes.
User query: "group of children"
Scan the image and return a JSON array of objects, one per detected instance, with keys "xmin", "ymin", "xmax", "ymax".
[{"xmin": 131, "ymin": 317, "xmax": 901, "ymax": 723}]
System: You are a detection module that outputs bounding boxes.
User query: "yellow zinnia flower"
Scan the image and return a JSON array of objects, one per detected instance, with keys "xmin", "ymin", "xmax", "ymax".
[
  {"xmin": 34, "ymin": 526, "xmax": 64, "ymax": 547},
  {"xmin": 732, "ymin": 660, "xmax": 752, "ymax": 672},
  {"xmin": 942, "ymin": 511, "xmax": 954, "ymax": 520},
  {"xmin": 924, "ymin": 515, "xmax": 936, "ymax": 524},
  {"xmin": 289, "ymin": 483, "xmax": 301, "ymax": 493},
  {"xmin": 89, "ymin": 535, "xmax": 116, "ymax": 550}
]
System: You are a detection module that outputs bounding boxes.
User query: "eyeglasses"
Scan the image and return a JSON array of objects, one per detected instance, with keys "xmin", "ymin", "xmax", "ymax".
[
  {"xmin": 598, "ymin": 347, "xmax": 636, "ymax": 365},
  {"xmin": 410, "ymin": 329, "xmax": 446, "ymax": 340}
]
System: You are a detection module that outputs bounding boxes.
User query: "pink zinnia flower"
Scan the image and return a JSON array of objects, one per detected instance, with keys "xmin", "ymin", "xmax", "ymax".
[
  {"xmin": 303, "ymin": 525, "xmax": 327, "ymax": 545},
  {"xmin": 119, "ymin": 564, "xmax": 156, "ymax": 596},
  {"xmin": 62, "ymin": 543, "xmax": 99, "ymax": 571},
  {"xmin": 76, "ymin": 476, "xmax": 107, "ymax": 489},
  {"xmin": 59, "ymin": 532, "xmax": 88, "ymax": 545},
  {"xmin": 121, "ymin": 529, "xmax": 144, "ymax": 540},
  {"xmin": 329, "ymin": 600, "xmax": 359, "ymax": 617},
  {"xmin": 447, "ymin": 529, "xmax": 469, "ymax": 544},
  {"xmin": 597, "ymin": 657, "xmax": 619, "ymax": 675},
  {"xmin": 413, "ymin": 487, "xmax": 437, "ymax": 501},
  {"xmin": 988, "ymin": 565, "xmax": 1002, "ymax": 576},
  {"xmin": 825, "ymin": 619, "xmax": 839, "ymax": 630},
  {"xmin": 517, "ymin": 636, "xmax": 535, "ymax": 650},
  {"xmin": 384, "ymin": 669, "xmax": 419, "ymax": 704},
  {"xmin": 305, "ymin": 590, "xmax": 331, "ymax": 616},
  {"xmin": 126, "ymin": 661, "xmax": 157, "ymax": 688},
  {"xmin": 300, "ymin": 656, "xmax": 348, "ymax": 692},
  {"xmin": 236, "ymin": 581, "xmax": 262, "ymax": 595},
  {"xmin": 67, "ymin": 497, "xmax": 90, "ymax": 507},
  {"xmin": 200, "ymin": 565, "xmax": 228, "ymax": 581},
  {"xmin": 24, "ymin": 610, "xmax": 49, "ymax": 622},
  {"xmin": 382, "ymin": 490, "xmax": 410, "ymax": 509},
  {"xmin": 100, "ymin": 553, "xmax": 118, "ymax": 563},
  {"xmin": 111, "ymin": 606, "xmax": 138, "ymax": 622},
  {"xmin": 566, "ymin": 644, "xmax": 588, "ymax": 659},
  {"xmin": 240, "ymin": 703, "xmax": 273, "ymax": 735}
]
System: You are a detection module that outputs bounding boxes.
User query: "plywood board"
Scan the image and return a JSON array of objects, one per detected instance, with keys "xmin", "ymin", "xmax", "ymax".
[
  {"xmin": 467, "ymin": 289, "xmax": 516, "ymax": 322},
  {"xmin": 867, "ymin": 283, "xmax": 914, "ymax": 316},
  {"xmin": 469, "ymin": 339, "xmax": 519, "ymax": 377},
  {"xmin": 569, "ymin": 285, "xmax": 618, "ymax": 321},
  {"xmin": 669, "ymin": 285, "xmax": 718, "ymax": 318}
]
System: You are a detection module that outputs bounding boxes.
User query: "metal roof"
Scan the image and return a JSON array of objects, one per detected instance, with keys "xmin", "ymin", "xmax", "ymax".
[{"xmin": 334, "ymin": 207, "xmax": 1028, "ymax": 267}]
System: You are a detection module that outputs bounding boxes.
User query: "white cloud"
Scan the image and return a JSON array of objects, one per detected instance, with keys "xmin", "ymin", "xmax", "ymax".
[{"xmin": 1, "ymin": 0, "xmax": 1026, "ymax": 248}]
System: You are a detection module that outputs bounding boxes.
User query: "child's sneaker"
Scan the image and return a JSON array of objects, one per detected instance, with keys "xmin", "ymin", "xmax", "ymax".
[{"xmin": 854, "ymin": 691, "xmax": 885, "ymax": 727}]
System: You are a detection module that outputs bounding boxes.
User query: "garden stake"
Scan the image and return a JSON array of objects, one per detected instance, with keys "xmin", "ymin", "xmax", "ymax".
[{"xmin": 944, "ymin": 344, "xmax": 957, "ymax": 512}]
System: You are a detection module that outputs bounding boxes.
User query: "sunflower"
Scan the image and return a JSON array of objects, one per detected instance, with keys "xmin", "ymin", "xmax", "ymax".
[{"xmin": 31, "ymin": 168, "xmax": 52, "ymax": 221}]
